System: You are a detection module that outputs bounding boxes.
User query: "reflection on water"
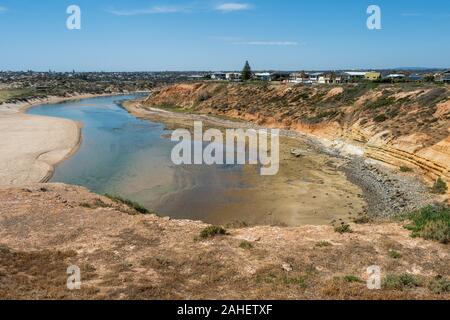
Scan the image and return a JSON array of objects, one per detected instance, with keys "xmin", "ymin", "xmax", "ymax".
[
  {"xmin": 28, "ymin": 94, "xmax": 365, "ymax": 226},
  {"xmin": 28, "ymin": 95, "xmax": 259, "ymax": 222}
]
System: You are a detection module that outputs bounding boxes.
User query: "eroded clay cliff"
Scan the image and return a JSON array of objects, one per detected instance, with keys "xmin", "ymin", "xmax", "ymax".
[{"xmin": 143, "ymin": 82, "xmax": 450, "ymax": 188}]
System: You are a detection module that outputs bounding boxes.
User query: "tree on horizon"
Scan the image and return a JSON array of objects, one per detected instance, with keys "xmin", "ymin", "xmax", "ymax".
[{"xmin": 241, "ymin": 61, "xmax": 252, "ymax": 81}]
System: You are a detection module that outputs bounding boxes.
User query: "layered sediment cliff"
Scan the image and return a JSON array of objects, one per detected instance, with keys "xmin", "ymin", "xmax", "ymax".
[{"xmin": 143, "ymin": 82, "xmax": 450, "ymax": 190}]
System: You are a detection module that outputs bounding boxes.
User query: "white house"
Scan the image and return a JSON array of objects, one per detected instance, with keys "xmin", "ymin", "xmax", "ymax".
[
  {"xmin": 210, "ymin": 72, "xmax": 227, "ymax": 80},
  {"xmin": 318, "ymin": 73, "xmax": 342, "ymax": 84},
  {"xmin": 435, "ymin": 70, "xmax": 450, "ymax": 83},
  {"xmin": 385, "ymin": 74, "xmax": 406, "ymax": 80},
  {"xmin": 226, "ymin": 72, "xmax": 242, "ymax": 81},
  {"xmin": 254, "ymin": 72, "xmax": 271, "ymax": 81},
  {"xmin": 343, "ymin": 71, "xmax": 367, "ymax": 82},
  {"xmin": 308, "ymin": 72, "xmax": 324, "ymax": 83}
]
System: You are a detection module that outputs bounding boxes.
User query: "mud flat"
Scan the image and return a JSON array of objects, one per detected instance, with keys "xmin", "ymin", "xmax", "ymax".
[{"xmin": 124, "ymin": 100, "xmax": 437, "ymax": 218}]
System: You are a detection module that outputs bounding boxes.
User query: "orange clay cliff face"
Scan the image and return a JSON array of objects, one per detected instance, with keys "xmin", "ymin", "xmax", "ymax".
[{"xmin": 143, "ymin": 82, "xmax": 450, "ymax": 189}]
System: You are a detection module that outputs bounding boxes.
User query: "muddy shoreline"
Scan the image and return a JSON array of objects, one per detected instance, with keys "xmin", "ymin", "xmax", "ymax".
[{"xmin": 123, "ymin": 99, "xmax": 436, "ymax": 218}]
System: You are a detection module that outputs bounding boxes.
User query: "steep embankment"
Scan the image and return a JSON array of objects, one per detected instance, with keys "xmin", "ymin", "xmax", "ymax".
[
  {"xmin": 143, "ymin": 82, "xmax": 450, "ymax": 189},
  {"xmin": 0, "ymin": 184, "xmax": 448, "ymax": 299}
]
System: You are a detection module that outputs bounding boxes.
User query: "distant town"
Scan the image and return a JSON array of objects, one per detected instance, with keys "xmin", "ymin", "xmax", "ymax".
[
  {"xmin": 187, "ymin": 68, "xmax": 450, "ymax": 84},
  {"xmin": 1, "ymin": 67, "xmax": 449, "ymax": 105}
]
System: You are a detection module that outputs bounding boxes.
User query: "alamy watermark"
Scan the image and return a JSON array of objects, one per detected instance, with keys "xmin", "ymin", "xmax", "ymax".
[
  {"xmin": 67, "ymin": 265, "xmax": 81, "ymax": 290},
  {"xmin": 171, "ymin": 121, "xmax": 280, "ymax": 176},
  {"xmin": 367, "ymin": 265, "xmax": 382, "ymax": 290},
  {"xmin": 64, "ymin": 5, "xmax": 380, "ymax": 31},
  {"xmin": 66, "ymin": 5, "xmax": 81, "ymax": 30},
  {"xmin": 367, "ymin": 5, "xmax": 382, "ymax": 30}
]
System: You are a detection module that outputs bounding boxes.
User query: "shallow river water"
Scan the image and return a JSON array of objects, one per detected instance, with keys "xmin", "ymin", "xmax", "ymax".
[{"xmin": 29, "ymin": 94, "xmax": 365, "ymax": 226}]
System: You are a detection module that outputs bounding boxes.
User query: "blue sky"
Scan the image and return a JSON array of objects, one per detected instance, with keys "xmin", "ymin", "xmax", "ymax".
[{"xmin": 0, "ymin": 0, "xmax": 449, "ymax": 71}]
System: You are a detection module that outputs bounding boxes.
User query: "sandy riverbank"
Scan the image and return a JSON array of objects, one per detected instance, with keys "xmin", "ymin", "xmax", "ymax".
[{"xmin": 0, "ymin": 93, "xmax": 123, "ymax": 185}]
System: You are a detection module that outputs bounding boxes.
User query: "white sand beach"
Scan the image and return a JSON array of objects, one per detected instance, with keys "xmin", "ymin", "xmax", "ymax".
[{"xmin": 0, "ymin": 112, "xmax": 80, "ymax": 185}]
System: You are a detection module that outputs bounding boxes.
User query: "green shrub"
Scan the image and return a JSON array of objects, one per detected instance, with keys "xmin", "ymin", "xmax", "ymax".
[
  {"xmin": 334, "ymin": 223, "xmax": 353, "ymax": 234},
  {"xmin": 366, "ymin": 97, "xmax": 395, "ymax": 110},
  {"xmin": 315, "ymin": 241, "xmax": 332, "ymax": 247},
  {"xmin": 428, "ymin": 276, "xmax": 450, "ymax": 294},
  {"xmin": 420, "ymin": 220, "xmax": 450, "ymax": 244},
  {"xmin": 400, "ymin": 166, "xmax": 413, "ymax": 172},
  {"xmin": 104, "ymin": 194, "xmax": 150, "ymax": 214},
  {"xmin": 284, "ymin": 276, "xmax": 308, "ymax": 289},
  {"xmin": 199, "ymin": 226, "xmax": 227, "ymax": 239},
  {"xmin": 388, "ymin": 250, "xmax": 402, "ymax": 259},
  {"xmin": 431, "ymin": 177, "xmax": 448, "ymax": 194},
  {"xmin": 404, "ymin": 205, "xmax": 450, "ymax": 244},
  {"xmin": 239, "ymin": 241, "xmax": 253, "ymax": 249},
  {"xmin": 343, "ymin": 275, "xmax": 364, "ymax": 283},
  {"xmin": 373, "ymin": 114, "xmax": 388, "ymax": 123},
  {"xmin": 383, "ymin": 273, "xmax": 422, "ymax": 290},
  {"xmin": 352, "ymin": 213, "xmax": 372, "ymax": 224},
  {"xmin": 80, "ymin": 199, "xmax": 110, "ymax": 209},
  {"xmin": 196, "ymin": 92, "xmax": 212, "ymax": 103}
]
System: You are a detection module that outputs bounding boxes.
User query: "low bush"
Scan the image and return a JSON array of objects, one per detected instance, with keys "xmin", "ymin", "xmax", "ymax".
[
  {"xmin": 428, "ymin": 276, "xmax": 450, "ymax": 294},
  {"xmin": 283, "ymin": 275, "xmax": 308, "ymax": 289},
  {"xmin": 383, "ymin": 273, "xmax": 422, "ymax": 290},
  {"xmin": 400, "ymin": 166, "xmax": 413, "ymax": 173},
  {"xmin": 343, "ymin": 275, "xmax": 364, "ymax": 283},
  {"xmin": 431, "ymin": 177, "xmax": 448, "ymax": 194},
  {"xmin": 199, "ymin": 226, "xmax": 227, "ymax": 239},
  {"xmin": 334, "ymin": 223, "xmax": 353, "ymax": 234},
  {"xmin": 366, "ymin": 97, "xmax": 395, "ymax": 110},
  {"xmin": 373, "ymin": 114, "xmax": 388, "ymax": 123},
  {"xmin": 315, "ymin": 241, "xmax": 332, "ymax": 247},
  {"xmin": 104, "ymin": 194, "xmax": 150, "ymax": 214},
  {"xmin": 239, "ymin": 241, "xmax": 253, "ymax": 249},
  {"xmin": 403, "ymin": 205, "xmax": 450, "ymax": 244},
  {"xmin": 388, "ymin": 250, "xmax": 402, "ymax": 259},
  {"xmin": 352, "ymin": 213, "xmax": 372, "ymax": 224}
]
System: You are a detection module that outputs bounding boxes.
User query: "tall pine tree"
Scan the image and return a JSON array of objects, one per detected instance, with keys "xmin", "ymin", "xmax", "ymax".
[{"xmin": 241, "ymin": 61, "xmax": 252, "ymax": 81}]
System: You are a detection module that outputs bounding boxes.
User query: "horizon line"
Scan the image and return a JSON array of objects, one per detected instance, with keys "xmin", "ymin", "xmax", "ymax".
[{"xmin": 1, "ymin": 67, "xmax": 449, "ymax": 73}]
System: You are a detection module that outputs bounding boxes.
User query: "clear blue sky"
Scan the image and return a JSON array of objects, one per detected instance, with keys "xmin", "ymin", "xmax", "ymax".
[{"xmin": 0, "ymin": 0, "xmax": 449, "ymax": 71}]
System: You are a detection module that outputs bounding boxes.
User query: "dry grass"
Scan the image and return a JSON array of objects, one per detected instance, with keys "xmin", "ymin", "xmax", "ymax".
[{"xmin": 0, "ymin": 184, "xmax": 449, "ymax": 300}]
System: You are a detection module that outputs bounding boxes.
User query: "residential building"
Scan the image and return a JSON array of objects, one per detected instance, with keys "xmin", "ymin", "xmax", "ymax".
[
  {"xmin": 225, "ymin": 72, "xmax": 242, "ymax": 81},
  {"xmin": 270, "ymin": 71, "xmax": 291, "ymax": 82},
  {"xmin": 254, "ymin": 72, "xmax": 271, "ymax": 81},
  {"xmin": 289, "ymin": 72, "xmax": 309, "ymax": 84},
  {"xmin": 385, "ymin": 73, "xmax": 406, "ymax": 81},
  {"xmin": 308, "ymin": 72, "xmax": 324, "ymax": 84},
  {"xmin": 210, "ymin": 72, "xmax": 227, "ymax": 80},
  {"xmin": 318, "ymin": 72, "xmax": 342, "ymax": 84},
  {"xmin": 343, "ymin": 71, "xmax": 367, "ymax": 82},
  {"xmin": 435, "ymin": 70, "xmax": 450, "ymax": 83},
  {"xmin": 364, "ymin": 71, "xmax": 381, "ymax": 81},
  {"xmin": 187, "ymin": 74, "xmax": 205, "ymax": 81},
  {"xmin": 408, "ymin": 74, "xmax": 424, "ymax": 82}
]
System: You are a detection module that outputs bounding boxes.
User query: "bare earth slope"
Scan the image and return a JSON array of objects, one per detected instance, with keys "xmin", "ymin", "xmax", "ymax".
[
  {"xmin": 143, "ymin": 82, "xmax": 450, "ymax": 188},
  {"xmin": 0, "ymin": 184, "xmax": 448, "ymax": 299}
]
